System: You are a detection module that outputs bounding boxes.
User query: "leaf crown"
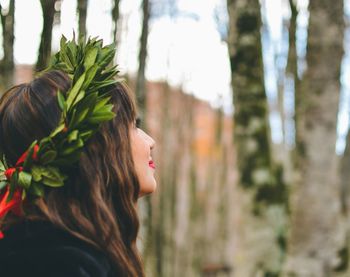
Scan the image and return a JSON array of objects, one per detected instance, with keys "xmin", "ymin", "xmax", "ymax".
[{"xmin": 0, "ymin": 36, "xmax": 120, "ymax": 201}]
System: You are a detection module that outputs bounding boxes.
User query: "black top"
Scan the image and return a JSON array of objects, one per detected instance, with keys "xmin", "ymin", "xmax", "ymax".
[{"xmin": 0, "ymin": 220, "xmax": 113, "ymax": 277}]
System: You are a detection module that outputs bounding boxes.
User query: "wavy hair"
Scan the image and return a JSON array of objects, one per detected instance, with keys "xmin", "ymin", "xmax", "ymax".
[{"xmin": 0, "ymin": 70, "xmax": 144, "ymax": 276}]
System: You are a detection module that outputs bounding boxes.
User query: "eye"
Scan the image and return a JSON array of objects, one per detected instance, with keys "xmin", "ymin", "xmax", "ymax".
[{"xmin": 135, "ymin": 117, "xmax": 141, "ymax": 128}]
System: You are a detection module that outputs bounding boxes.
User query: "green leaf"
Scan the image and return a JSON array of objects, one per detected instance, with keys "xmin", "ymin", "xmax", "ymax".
[
  {"xmin": 57, "ymin": 90, "xmax": 66, "ymax": 111},
  {"xmin": 59, "ymin": 38, "xmax": 74, "ymax": 70},
  {"xmin": 93, "ymin": 103, "xmax": 114, "ymax": 113},
  {"xmin": 60, "ymin": 51, "xmax": 74, "ymax": 70},
  {"xmin": 68, "ymin": 108, "xmax": 77, "ymax": 129},
  {"xmin": 31, "ymin": 166, "xmax": 43, "ymax": 182},
  {"xmin": 84, "ymin": 47, "xmax": 98, "ymax": 70},
  {"xmin": 66, "ymin": 73, "xmax": 86, "ymax": 110},
  {"xmin": 79, "ymin": 130, "xmax": 94, "ymax": 140},
  {"xmin": 68, "ymin": 130, "xmax": 79, "ymax": 142},
  {"xmin": 79, "ymin": 91, "xmax": 98, "ymax": 111},
  {"xmin": 50, "ymin": 123, "xmax": 66, "ymax": 138},
  {"xmin": 40, "ymin": 166, "xmax": 65, "ymax": 188},
  {"xmin": 1, "ymin": 155, "xmax": 8, "ymax": 169},
  {"xmin": 23, "ymin": 140, "xmax": 38, "ymax": 169},
  {"xmin": 40, "ymin": 150, "xmax": 57, "ymax": 164},
  {"xmin": 82, "ymin": 65, "xmax": 99, "ymax": 90},
  {"xmin": 0, "ymin": 180, "xmax": 7, "ymax": 190},
  {"xmin": 74, "ymin": 108, "xmax": 90, "ymax": 127},
  {"xmin": 74, "ymin": 93, "xmax": 98, "ymax": 126},
  {"xmin": 98, "ymin": 43, "xmax": 116, "ymax": 67},
  {"xmin": 88, "ymin": 111, "xmax": 116, "ymax": 124},
  {"xmin": 60, "ymin": 35, "xmax": 67, "ymax": 51},
  {"xmin": 49, "ymin": 52, "xmax": 60, "ymax": 67},
  {"xmin": 17, "ymin": 171, "xmax": 32, "ymax": 189},
  {"xmin": 7, "ymin": 170, "xmax": 19, "ymax": 202},
  {"xmin": 29, "ymin": 182, "xmax": 44, "ymax": 197},
  {"xmin": 73, "ymin": 63, "xmax": 85, "ymax": 83},
  {"xmin": 61, "ymin": 138, "xmax": 84, "ymax": 156},
  {"xmin": 42, "ymin": 176, "xmax": 64, "ymax": 187},
  {"xmin": 93, "ymin": 96, "xmax": 111, "ymax": 111},
  {"xmin": 98, "ymin": 66, "xmax": 119, "ymax": 81},
  {"xmin": 37, "ymin": 137, "xmax": 54, "ymax": 158},
  {"xmin": 66, "ymin": 41, "xmax": 77, "ymax": 67},
  {"xmin": 6, "ymin": 186, "xmax": 14, "ymax": 203},
  {"xmin": 0, "ymin": 159, "xmax": 6, "ymax": 172},
  {"xmin": 90, "ymin": 79, "xmax": 118, "ymax": 91},
  {"xmin": 72, "ymin": 90, "xmax": 85, "ymax": 107}
]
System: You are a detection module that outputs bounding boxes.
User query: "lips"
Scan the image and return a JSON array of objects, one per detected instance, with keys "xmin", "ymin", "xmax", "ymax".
[{"xmin": 149, "ymin": 160, "xmax": 155, "ymax": 169}]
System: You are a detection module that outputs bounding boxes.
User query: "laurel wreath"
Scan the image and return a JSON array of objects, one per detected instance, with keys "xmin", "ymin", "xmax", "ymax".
[{"xmin": 0, "ymin": 36, "xmax": 119, "ymax": 201}]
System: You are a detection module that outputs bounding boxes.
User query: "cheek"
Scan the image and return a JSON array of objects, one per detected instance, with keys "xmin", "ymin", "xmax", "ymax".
[
  {"xmin": 131, "ymin": 135, "xmax": 148, "ymax": 174},
  {"xmin": 130, "ymin": 130, "xmax": 157, "ymax": 197}
]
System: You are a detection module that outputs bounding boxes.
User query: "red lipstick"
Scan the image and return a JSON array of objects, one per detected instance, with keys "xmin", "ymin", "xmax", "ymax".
[{"xmin": 149, "ymin": 160, "xmax": 155, "ymax": 169}]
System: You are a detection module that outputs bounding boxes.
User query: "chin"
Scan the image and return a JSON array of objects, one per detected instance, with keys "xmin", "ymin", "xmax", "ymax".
[{"xmin": 139, "ymin": 180, "xmax": 157, "ymax": 198}]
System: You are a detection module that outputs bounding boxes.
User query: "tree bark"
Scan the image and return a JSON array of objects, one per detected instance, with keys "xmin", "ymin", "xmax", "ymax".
[
  {"xmin": 227, "ymin": 0, "xmax": 288, "ymax": 275},
  {"xmin": 339, "ymin": 133, "xmax": 350, "ymax": 275},
  {"xmin": 36, "ymin": 0, "xmax": 56, "ymax": 72},
  {"xmin": 111, "ymin": 0, "xmax": 120, "ymax": 44},
  {"xmin": 286, "ymin": 0, "xmax": 297, "ymax": 82},
  {"xmin": 135, "ymin": 0, "xmax": 150, "ymax": 123},
  {"xmin": 285, "ymin": 0, "xmax": 346, "ymax": 275},
  {"xmin": 0, "ymin": 0, "xmax": 15, "ymax": 89},
  {"xmin": 77, "ymin": 0, "xmax": 88, "ymax": 40}
]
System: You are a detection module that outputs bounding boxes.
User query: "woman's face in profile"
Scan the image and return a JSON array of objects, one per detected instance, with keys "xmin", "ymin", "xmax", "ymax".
[{"xmin": 130, "ymin": 120, "xmax": 157, "ymax": 197}]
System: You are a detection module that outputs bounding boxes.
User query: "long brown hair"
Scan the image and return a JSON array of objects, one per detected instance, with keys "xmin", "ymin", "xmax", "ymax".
[{"xmin": 0, "ymin": 70, "xmax": 145, "ymax": 276}]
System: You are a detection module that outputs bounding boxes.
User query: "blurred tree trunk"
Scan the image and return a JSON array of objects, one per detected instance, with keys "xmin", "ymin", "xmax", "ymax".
[
  {"xmin": 286, "ymin": 0, "xmax": 297, "ymax": 83},
  {"xmin": 155, "ymin": 83, "xmax": 174, "ymax": 277},
  {"xmin": 0, "ymin": 0, "xmax": 15, "ymax": 89},
  {"xmin": 137, "ymin": 2, "xmax": 151, "ymax": 275},
  {"xmin": 227, "ymin": 0, "xmax": 288, "ymax": 275},
  {"xmin": 279, "ymin": 0, "xmax": 298, "ymax": 189},
  {"xmin": 340, "ymin": 134, "xmax": 350, "ymax": 275},
  {"xmin": 77, "ymin": 0, "xmax": 88, "ymax": 40},
  {"xmin": 284, "ymin": 0, "xmax": 346, "ymax": 275},
  {"xmin": 111, "ymin": 0, "xmax": 120, "ymax": 44},
  {"xmin": 136, "ymin": 0, "xmax": 150, "ymax": 122},
  {"xmin": 36, "ymin": 0, "xmax": 56, "ymax": 71}
]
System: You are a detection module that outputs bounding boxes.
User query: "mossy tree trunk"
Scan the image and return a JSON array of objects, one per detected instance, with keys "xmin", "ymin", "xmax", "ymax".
[
  {"xmin": 227, "ymin": 0, "xmax": 288, "ymax": 275},
  {"xmin": 77, "ymin": 0, "xmax": 88, "ymax": 40},
  {"xmin": 286, "ymin": 0, "xmax": 297, "ymax": 84},
  {"xmin": 136, "ymin": 0, "xmax": 150, "ymax": 123},
  {"xmin": 279, "ymin": 0, "xmax": 298, "ymax": 191},
  {"xmin": 0, "ymin": 0, "xmax": 15, "ymax": 90},
  {"xmin": 284, "ymin": 0, "xmax": 346, "ymax": 275},
  {"xmin": 36, "ymin": 0, "xmax": 56, "ymax": 71},
  {"xmin": 111, "ymin": 0, "xmax": 120, "ymax": 44},
  {"xmin": 339, "ymin": 133, "xmax": 350, "ymax": 275}
]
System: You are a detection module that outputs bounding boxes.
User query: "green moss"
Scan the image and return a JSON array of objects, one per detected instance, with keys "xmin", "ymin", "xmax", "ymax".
[
  {"xmin": 264, "ymin": 272, "xmax": 279, "ymax": 277},
  {"xmin": 254, "ymin": 166, "xmax": 288, "ymax": 205},
  {"xmin": 277, "ymin": 231, "xmax": 287, "ymax": 253},
  {"xmin": 334, "ymin": 246, "xmax": 349, "ymax": 272},
  {"xmin": 237, "ymin": 12, "xmax": 259, "ymax": 33}
]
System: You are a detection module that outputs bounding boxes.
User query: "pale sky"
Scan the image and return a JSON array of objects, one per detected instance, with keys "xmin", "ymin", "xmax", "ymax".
[
  {"xmin": 1, "ymin": 0, "xmax": 232, "ymax": 113},
  {"xmin": 2, "ymin": 0, "xmax": 350, "ymax": 152}
]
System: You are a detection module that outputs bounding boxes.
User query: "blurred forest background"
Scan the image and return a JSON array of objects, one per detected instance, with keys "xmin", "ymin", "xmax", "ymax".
[{"xmin": 1, "ymin": 0, "xmax": 350, "ymax": 276}]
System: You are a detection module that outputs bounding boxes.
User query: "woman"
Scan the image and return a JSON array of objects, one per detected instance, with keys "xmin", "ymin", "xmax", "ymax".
[{"xmin": 0, "ymin": 44, "xmax": 156, "ymax": 275}]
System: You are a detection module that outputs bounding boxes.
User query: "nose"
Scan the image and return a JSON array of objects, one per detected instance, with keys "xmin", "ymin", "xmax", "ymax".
[
  {"xmin": 149, "ymin": 134, "xmax": 155, "ymax": 150},
  {"xmin": 144, "ymin": 131, "xmax": 155, "ymax": 150},
  {"xmin": 141, "ymin": 129, "xmax": 156, "ymax": 150}
]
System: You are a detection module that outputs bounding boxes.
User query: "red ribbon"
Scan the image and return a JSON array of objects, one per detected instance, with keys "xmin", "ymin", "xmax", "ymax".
[{"xmin": 0, "ymin": 144, "xmax": 39, "ymax": 238}]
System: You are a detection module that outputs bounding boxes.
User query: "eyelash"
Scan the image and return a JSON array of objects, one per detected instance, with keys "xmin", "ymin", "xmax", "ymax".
[{"xmin": 135, "ymin": 118, "xmax": 141, "ymax": 128}]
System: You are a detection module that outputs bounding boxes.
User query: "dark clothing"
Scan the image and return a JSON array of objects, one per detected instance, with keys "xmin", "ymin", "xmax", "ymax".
[{"xmin": 0, "ymin": 220, "xmax": 113, "ymax": 277}]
